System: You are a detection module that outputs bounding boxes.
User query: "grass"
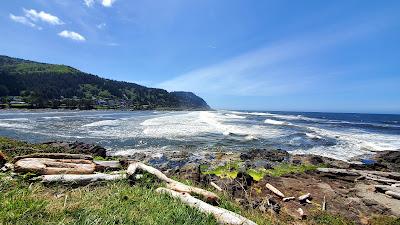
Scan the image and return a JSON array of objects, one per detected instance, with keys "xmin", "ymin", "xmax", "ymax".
[{"xmin": 0, "ymin": 177, "xmax": 218, "ymax": 225}]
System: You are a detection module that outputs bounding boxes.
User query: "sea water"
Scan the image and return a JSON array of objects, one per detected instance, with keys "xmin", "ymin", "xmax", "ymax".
[{"xmin": 0, "ymin": 110, "xmax": 399, "ymax": 161}]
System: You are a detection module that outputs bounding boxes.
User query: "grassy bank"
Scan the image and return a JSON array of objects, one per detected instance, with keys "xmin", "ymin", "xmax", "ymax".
[{"xmin": 0, "ymin": 173, "xmax": 274, "ymax": 225}]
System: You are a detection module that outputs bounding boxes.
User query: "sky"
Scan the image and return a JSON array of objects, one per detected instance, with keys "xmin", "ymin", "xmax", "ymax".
[{"xmin": 1, "ymin": 0, "xmax": 400, "ymax": 113}]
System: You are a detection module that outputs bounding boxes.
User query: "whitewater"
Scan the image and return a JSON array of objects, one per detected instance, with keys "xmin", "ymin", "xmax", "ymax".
[{"xmin": 0, "ymin": 110, "xmax": 399, "ymax": 161}]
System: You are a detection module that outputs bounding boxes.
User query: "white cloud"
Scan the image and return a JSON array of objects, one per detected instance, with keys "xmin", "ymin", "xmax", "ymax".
[
  {"xmin": 23, "ymin": 9, "xmax": 64, "ymax": 25},
  {"xmin": 83, "ymin": 0, "xmax": 117, "ymax": 7},
  {"xmin": 101, "ymin": 0, "xmax": 117, "ymax": 7},
  {"xmin": 9, "ymin": 13, "xmax": 42, "ymax": 30},
  {"xmin": 96, "ymin": 22, "xmax": 106, "ymax": 29},
  {"xmin": 58, "ymin": 30, "xmax": 86, "ymax": 41},
  {"xmin": 84, "ymin": 0, "xmax": 95, "ymax": 7}
]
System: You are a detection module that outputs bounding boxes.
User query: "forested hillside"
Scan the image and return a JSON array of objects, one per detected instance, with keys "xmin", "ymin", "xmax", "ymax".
[{"xmin": 0, "ymin": 55, "xmax": 210, "ymax": 110}]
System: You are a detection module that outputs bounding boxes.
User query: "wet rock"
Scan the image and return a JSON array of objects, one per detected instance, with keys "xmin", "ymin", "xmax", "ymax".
[
  {"xmin": 0, "ymin": 151, "xmax": 6, "ymax": 168},
  {"xmin": 240, "ymin": 149, "xmax": 289, "ymax": 162},
  {"xmin": 375, "ymin": 151, "xmax": 400, "ymax": 172},
  {"xmin": 44, "ymin": 141, "xmax": 107, "ymax": 158},
  {"xmin": 309, "ymin": 155, "xmax": 324, "ymax": 165},
  {"xmin": 244, "ymin": 160, "xmax": 273, "ymax": 170},
  {"xmin": 177, "ymin": 163, "xmax": 201, "ymax": 182}
]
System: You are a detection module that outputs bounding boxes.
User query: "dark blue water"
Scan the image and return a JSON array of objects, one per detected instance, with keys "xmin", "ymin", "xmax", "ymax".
[{"xmin": 0, "ymin": 110, "xmax": 399, "ymax": 160}]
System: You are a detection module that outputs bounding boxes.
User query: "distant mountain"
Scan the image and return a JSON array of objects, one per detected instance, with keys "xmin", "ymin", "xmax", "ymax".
[{"xmin": 0, "ymin": 55, "xmax": 210, "ymax": 110}]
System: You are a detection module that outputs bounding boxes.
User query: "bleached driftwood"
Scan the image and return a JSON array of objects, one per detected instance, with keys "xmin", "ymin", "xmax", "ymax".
[
  {"xmin": 296, "ymin": 208, "xmax": 306, "ymax": 219},
  {"xmin": 265, "ymin": 183, "xmax": 285, "ymax": 198},
  {"xmin": 157, "ymin": 188, "xmax": 257, "ymax": 225},
  {"xmin": 13, "ymin": 153, "xmax": 93, "ymax": 163},
  {"xmin": 39, "ymin": 173, "xmax": 126, "ymax": 185},
  {"xmin": 94, "ymin": 160, "xmax": 121, "ymax": 171},
  {"xmin": 298, "ymin": 193, "xmax": 311, "ymax": 202},
  {"xmin": 385, "ymin": 191, "xmax": 400, "ymax": 200},
  {"xmin": 322, "ymin": 196, "xmax": 326, "ymax": 211},
  {"xmin": 127, "ymin": 162, "xmax": 219, "ymax": 202},
  {"xmin": 14, "ymin": 158, "xmax": 96, "ymax": 175},
  {"xmin": 210, "ymin": 182, "xmax": 223, "ymax": 191},
  {"xmin": 283, "ymin": 197, "xmax": 295, "ymax": 202},
  {"xmin": 392, "ymin": 183, "xmax": 400, "ymax": 187}
]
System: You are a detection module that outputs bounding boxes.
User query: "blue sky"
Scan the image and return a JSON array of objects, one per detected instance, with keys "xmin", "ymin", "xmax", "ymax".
[{"xmin": 1, "ymin": 0, "xmax": 400, "ymax": 113}]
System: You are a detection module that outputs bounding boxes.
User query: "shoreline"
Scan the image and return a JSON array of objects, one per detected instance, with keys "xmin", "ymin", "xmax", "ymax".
[{"xmin": 1, "ymin": 136, "xmax": 400, "ymax": 224}]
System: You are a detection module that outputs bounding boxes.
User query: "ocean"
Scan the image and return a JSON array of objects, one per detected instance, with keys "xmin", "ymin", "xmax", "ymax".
[{"xmin": 0, "ymin": 110, "xmax": 399, "ymax": 161}]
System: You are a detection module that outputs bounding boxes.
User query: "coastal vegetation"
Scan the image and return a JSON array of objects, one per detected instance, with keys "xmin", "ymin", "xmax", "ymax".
[
  {"xmin": 0, "ymin": 55, "xmax": 210, "ymax": 110},
  {"xmin": 1, "ymin": 136, "xmax": 399, "ymax": 225}
]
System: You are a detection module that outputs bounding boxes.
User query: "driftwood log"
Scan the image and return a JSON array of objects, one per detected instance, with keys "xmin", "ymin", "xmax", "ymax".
[
  {"xmin": 94, "ymin": 160, "xmax": 121, "ymax": 171},
  {"xmin": 13, "ymin": 153, "xmax": 93, "ymax": 163},
  {"xmin": 14, "ymin": 158, "xmax": 96, "ymax": 175},
  {"xmin": 127, "ymin": 162, "xmax": 219, "ymax": 202},
  {"xmin": 265, "ymin": 183, "xmax": 285, "ymax": 198},
  {"xmin": 375, "ymin": 185, "xmax": 400, "ymax": 193},
  {"xmin": 38, "ymin": 173, "xmax": 126, "ymax": 185},
  {"xmin": 157, "ymin": 188, "xmax": 257, "ymax": 225}
]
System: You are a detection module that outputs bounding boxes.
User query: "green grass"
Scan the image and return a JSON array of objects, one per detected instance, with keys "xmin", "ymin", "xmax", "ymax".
[
  {"xmin": 311, "ymin": 212, "xmax": 355, "ymax": 225},
  {"xmin": 0, "ymin": 177, "xmax": 218, "ymax": 225}
]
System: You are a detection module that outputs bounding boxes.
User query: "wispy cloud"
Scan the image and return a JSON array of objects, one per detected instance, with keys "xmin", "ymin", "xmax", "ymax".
[
  {"xmin": 9, "ymin": 13, "xmax": 42, "ymax": 30},
  {"xmin": 84, "ymin": 0, "xmax": 95, "ymax": 7},
  {"xmin": 158, "ymin": 20, "xmax": 387, "ymax": 97},
  {"xmin": 58, "ymin": 30, "xmax": 86, "ymax": 41},
  {"xmin": 83, "ymin": 0, "xmax": 117, "ymax": 7},
  {"xmin": 96, "ymin": 22, "xmax": 106, "ymax": 29},
  {"xmin": 23, "ymin": 9, "xmax": 64, "ymax": 25}
]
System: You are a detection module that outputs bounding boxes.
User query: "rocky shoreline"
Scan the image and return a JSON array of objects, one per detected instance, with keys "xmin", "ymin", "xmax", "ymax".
[{"xmin": 1, "ymin": 137, "xmax": 399, "ymax": 224}]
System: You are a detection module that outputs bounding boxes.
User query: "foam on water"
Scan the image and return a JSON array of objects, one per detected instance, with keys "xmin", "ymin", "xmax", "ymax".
[
  {"xmin": 83, "ymin": 120, "xmax": 121, "ymax": 127},
  {"xmin": 0, "ymin": 110, "xmax": 399, "ymax": 161},
  {"xmin": 264, "ymin": 119, "xmax": 290, "ymax": 125}
]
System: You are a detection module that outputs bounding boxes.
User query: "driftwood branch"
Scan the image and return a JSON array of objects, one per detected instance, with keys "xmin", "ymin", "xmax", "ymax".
[
  {"xmin": 265, "ymin": 183, "xmax": 285, "ymax": 198},
  {"xmin": 157, "ymin": 187, "xmax": 257, "ymax": 225},
  {"xmin": 322, "ymin": 196, "xmax": 326, "ymax": 211},
  {"xmin": 210, "ymin": 182, "xmax": 223, "ymax": 191},
  {"xmin": 38, "ymin": 173, "xmax": 126, "ymax": 185},
  {"xmin": 127, "ymin": 162, "xmax": 219, "ymax": 202},
  {"xmin": 298, "ymin": 193, "xmax": 311, "ymax": 202}
]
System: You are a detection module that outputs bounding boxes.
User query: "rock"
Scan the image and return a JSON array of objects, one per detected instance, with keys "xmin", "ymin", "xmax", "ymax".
[
  {"xmin": 309, "ymin": 156, "xmax": 324, "ymax": 165},
  {"xmin": 44, "ymin": 141, "xmax": 107, "ymax": 158},
  {"xmin": 375, "ymin": 151, "xmax": 400, "ymax": 172},
  {"xmin": 246, "ymin": 160, "xmax": 273, "ymax": 169},
  {"xmin": 240, "ymin": 149, "xmax": 289, "ymax": 162},
  {"xmin": 0, "ymin": 151, "xmax": 6, "ymax": 168}
]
